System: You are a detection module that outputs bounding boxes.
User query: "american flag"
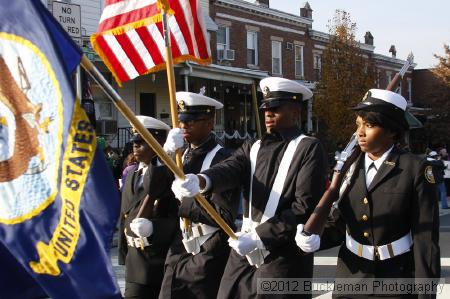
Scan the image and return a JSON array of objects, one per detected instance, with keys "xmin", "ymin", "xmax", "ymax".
[{"xmin": 91, "ymin": 0, "xmax": 211, "ymax": 85}]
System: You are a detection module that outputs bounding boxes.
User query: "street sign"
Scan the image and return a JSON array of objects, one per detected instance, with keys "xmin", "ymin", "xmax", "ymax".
[{"xmin": 52, "ymin": 1, "xmax": 81, "ymax": 46}]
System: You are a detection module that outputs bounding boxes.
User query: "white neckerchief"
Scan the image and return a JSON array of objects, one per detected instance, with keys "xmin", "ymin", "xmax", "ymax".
[{"xmin": 364, "ymin": 145, "xmax": 393, "ymax": 187}]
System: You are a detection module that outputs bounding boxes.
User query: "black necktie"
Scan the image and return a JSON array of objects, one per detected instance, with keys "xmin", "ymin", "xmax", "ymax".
[
  {"xmin": 134, "ymin": 168, "xmax": 143, "ymax": 192},
  {"xmin": 366, "ymin": 162, "xmax": 377, "ymax": 187}
]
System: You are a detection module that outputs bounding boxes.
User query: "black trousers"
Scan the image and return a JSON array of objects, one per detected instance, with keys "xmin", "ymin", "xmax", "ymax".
[{"xmin": 124, "ymin": 281, "xmax": 160, "ymax": 299}]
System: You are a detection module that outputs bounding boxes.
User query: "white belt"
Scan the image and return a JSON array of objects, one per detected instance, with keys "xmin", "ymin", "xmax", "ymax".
[
  {"xmin": 126, "ymin": 235, "xmax": 150, "ymax": 248},
  {"xmin": 345, "ymin": 231, "xmax": 413, "ymax": 261},
  {"xmin": 190, "ymin": 222, "xmax": 219, "ymax": 238},
  {"xmin": 181, "ymin": 222, "xmax": 219, "ymax": 255},
  {"xmin": 241, "ymin": 218, "xmax": 270, "ymax": 267}
]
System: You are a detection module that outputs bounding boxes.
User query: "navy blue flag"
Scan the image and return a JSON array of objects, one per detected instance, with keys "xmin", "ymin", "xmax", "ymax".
[{"xmin": 0, "ymin": 1, "xmax": 122, "ymax": 298}]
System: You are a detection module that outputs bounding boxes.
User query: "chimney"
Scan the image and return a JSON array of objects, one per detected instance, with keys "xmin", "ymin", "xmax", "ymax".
[
  {"xmin": 255, "ymin": 0, "xmax": 269, "ymax": 8},
  {"xmin": 389, "ymin": 45, "xmax": 397, "ymax": 58},
  {"xmin": 364, "ymin": 31, "xmax": 374, "ymax": 46},
  {"xmin": 300, "ymin": 2, "xmax": 313, "ymax": 18}
]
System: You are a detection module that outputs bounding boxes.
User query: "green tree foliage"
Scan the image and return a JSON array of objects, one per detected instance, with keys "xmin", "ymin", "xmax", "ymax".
[{"xmin": 313, "ymin": 10, "xmax": 376, "ymax": 147}]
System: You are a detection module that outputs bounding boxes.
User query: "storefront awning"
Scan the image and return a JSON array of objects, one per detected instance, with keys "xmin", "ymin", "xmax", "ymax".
[{"xmin": 180, "ymin": 63, "xmax": 269, "ymax": 85}]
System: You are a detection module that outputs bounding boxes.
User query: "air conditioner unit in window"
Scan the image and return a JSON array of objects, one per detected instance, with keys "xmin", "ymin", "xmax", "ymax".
[
  {"xmin": 96, "ymin": 119, "xmax": 118, "ymax": 135},
  {"xmin": 217, "ymin": 49, "xmax": 235, "ymax": 61},
  {"xmin": 286, "ymin": 42, "xmax": 293, "ymax": 50}
]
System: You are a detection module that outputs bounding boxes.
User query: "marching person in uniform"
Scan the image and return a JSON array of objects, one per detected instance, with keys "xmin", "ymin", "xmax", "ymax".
[
  {"xmin": 158, "ymin": 92, "xmax": 241, "ymax": 299},
  {"xmin": 118, "ymin": 116, "xmax": 179, "ymax": 299},
  {"xmin": 171, "ymin": 77, "xmax": 328, "ymax": 298},
  {"xmin": 296, "ymin": 89, "xmax": 441, "ymax": 299}
]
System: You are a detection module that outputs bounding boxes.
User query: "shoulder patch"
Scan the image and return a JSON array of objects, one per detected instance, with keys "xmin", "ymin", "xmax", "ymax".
[{"xmin": 424, "ymin": 165, "xmax": 436, "ymax": 184}]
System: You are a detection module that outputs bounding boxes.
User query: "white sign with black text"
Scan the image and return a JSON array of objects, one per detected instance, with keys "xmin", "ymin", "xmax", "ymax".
[{"xmin": 52, "ymin": 1, "xmax": 81, "ymax": 46}]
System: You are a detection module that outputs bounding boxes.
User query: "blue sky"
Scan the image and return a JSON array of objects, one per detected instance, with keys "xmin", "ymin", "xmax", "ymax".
[{"xmin": 246, "ymin": 0, "xmax": 450, "ymax": 69}]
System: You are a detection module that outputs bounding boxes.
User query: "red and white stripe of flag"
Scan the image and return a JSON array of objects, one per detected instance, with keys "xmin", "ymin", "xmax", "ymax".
[{"xmin": 91, "ymin": 0, "xmax": 211, "ymax": 85}]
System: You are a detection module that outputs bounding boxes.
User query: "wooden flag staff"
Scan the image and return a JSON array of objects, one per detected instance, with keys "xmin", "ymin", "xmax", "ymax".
[
  {"xmin": 160, "ymin": 9, "xmax": 190, "ymax": 231},
  {"xmin": 251, "ymin": 82, "xmax": 262, "ymax": 139},
  {"xmin": 80, "ymin": 56, "xmax": 237, "ymax": 240}
]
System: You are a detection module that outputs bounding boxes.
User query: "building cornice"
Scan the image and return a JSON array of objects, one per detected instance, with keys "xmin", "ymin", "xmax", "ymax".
[
  {"xmin": 309, "ymin": 30, "xmax": 376, "ymax": 52},
  {"xmin": 216, "ymin": 13, "xmax": 305, "ymax": 35},
  {"xmin": 373, "ymin": 53, "xmax": 414, "ymax": 68},
  {"xmin": 216, "ymin": 0, "xmax": 312, "ymax": 27}
]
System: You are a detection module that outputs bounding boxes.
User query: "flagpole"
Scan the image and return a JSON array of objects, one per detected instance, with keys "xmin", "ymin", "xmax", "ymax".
[
  {"xmin": 161, "ymin": 9, "xmax": 191, "ymax": 232},
  {"xmin": 161, "ymin": 12, "xmax": 183, "ymax": 166},
  {"xmin": 80, "ymin": 56, "xmax": 236, "ymax": 240},
  {"xmin": 251, "ymin": 81, "xmax": 262, "ymax": 139}
]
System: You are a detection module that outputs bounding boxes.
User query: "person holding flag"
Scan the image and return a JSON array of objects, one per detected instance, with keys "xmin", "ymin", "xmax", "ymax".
[
  {"xmin": 158, "ymin": 92, "xmax": 240, "ymax": 299},
  {"xmin": 170, "ymin": 77, "xmax": 328, "ymax": 298},
  {"xmin": 0, "ymin": 0, "xmax": 121, "ymax": 298},
  {"xmin": 119, "ymin": 115, "xmax": 179, "ymax": 299}
]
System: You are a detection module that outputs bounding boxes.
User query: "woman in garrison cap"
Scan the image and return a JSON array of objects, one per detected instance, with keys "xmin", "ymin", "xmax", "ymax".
[{"xmin": 297, "ymin": 89, "xmax": 441, "ymax": 299}]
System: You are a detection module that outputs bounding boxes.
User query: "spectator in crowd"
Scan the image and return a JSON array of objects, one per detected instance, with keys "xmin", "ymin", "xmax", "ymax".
[
  {"xmin": 121, "ymin": 153, "xmax": 138, "ymax": 192},
  {"xmin": 428, "ymin": 151, "xmax": 449, "ymax": 209}
]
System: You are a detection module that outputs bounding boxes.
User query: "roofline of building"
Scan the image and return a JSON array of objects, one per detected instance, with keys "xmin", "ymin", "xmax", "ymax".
[
  {"xmin": 373, "ymin": 53, "xmax": 415, "ymax": 68},
  {"xmin": 179, "ymin": 62, "xmax": 269, "ymax": 84},
  {"xmin": 309, "ymin": 30, "xmax": 376, "ymax": 52},
  {"xmin": 216, "ymin": 0, "xmax": 313, "ymax": 27}
]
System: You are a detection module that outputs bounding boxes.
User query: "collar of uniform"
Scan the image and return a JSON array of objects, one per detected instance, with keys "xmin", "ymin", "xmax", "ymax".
[
  {"xmin": 149, "ymin": 156, "xmax": 163, "ymax": 167},
  {"xmin": 364, "ymin": 145, "xmax": 394, "ymax": 173},
  {"xmin": 188, "ymin": 133, "xmax": 217, "ymax": 154},
  {"xmin": 137, "ymin": 162, "xmax": 149, "ymax": 173},
  {"xmin": 262, "ymin": 126, "xmax": 302, "ymax": 142}
]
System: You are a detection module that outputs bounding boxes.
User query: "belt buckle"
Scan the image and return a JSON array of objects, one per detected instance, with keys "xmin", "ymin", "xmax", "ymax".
[
  {"xmin": 134, "ymin": 238, "xmax": 145, "ymax": 250},
  {"xmin": 374, "ymin": 246, "xmax": 380, "ymax": 260},
  {"xmin": 127, "ymin": 238, "xmax": 133, "ymax": 247},
  {"xmin": 357, "ymin": 244, "xmax": 363, "ymax": 257}
]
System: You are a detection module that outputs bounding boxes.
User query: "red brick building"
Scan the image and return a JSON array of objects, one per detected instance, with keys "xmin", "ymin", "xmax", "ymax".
[
  {"xmin": 79, "ymin": 0, "xmax": 419, "ymax": 147},
  {"xmin": 194, "ymin": 0, "xmax": 416, "ymax": 134}
]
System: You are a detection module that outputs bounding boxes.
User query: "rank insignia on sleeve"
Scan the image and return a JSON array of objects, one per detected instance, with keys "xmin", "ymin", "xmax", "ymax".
[{"xmin": 424, "ymin": 166, "xmax": 436, "ymax": 184}]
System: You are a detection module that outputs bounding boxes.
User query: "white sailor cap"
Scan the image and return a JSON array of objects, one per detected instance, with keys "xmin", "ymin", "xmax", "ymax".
[
  {"xmin": 131, "ymin": 115, "xmax": 170, "ymax": 142},
  {"xmin": 352, "ymin": 89, "xmax": 409, "ymax": 129},
  {"xmin": 176, "ymin": 91, "xmax": 223, "ymax": 122},
  {"xmin": 428, "ymin": 151, "xmax": 438, "ymax": 157},
  {"xmin": 259, "ymin": 77, "xmax": 313, "ymax": 109}
]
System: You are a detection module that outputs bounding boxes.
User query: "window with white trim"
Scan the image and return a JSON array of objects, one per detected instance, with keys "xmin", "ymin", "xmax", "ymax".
[
  {"xmin": 377, "ymin": 70, "xmax": 381, "ymax": 88},
  {"xmin": 386, "ymin": 71, "xmax": 392, "ymax": 87},
  {"xmin": 96, "ymin": 101, "xmax": 114, "ymax": 119},
  {"xmin": 407, "ymin": 78, "xmax": 412, "ymax": 101},
  {"xmin": 271, "ymin": 41, "xmax": 282, "ymax": 75},
  {"xmin": 313, "ymin": 54, "xmax": 322, "ymax": 81},
  {"xmin": 295, "ymin": 45, "xmax": 304, "ymax": 78},
  {"xmin": 216, "ymin": 26, "xmax": 229, "ymax": 52},
  {"xmin": 247, "ymin": 31, "xmax": 258, "ymax": 65}
]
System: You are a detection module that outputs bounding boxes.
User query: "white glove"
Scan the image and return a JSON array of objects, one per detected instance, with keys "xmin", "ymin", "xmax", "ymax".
[
  {"xmin": 130, "ymin": 218, "xmax": 153, "ymax": 238},
  {"xmin": 228, "ymin": 231, "xmax": 259, "ymax": 256},
  {"xmin": 163, "ymin": 128, "xmax": 184, "ymax": 154},
  {"xmin": 295, "ymin": 224, "xmax": 320, "ymax": 253},
  {"xmin": 171, "ymin": 174, "xmax": 200, "ymax": 200}
]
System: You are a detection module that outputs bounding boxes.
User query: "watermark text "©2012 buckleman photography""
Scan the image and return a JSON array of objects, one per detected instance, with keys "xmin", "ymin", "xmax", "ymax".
[{"xmin": 257, "ymin": 278, "xmax": 445, "ymax": 295}]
